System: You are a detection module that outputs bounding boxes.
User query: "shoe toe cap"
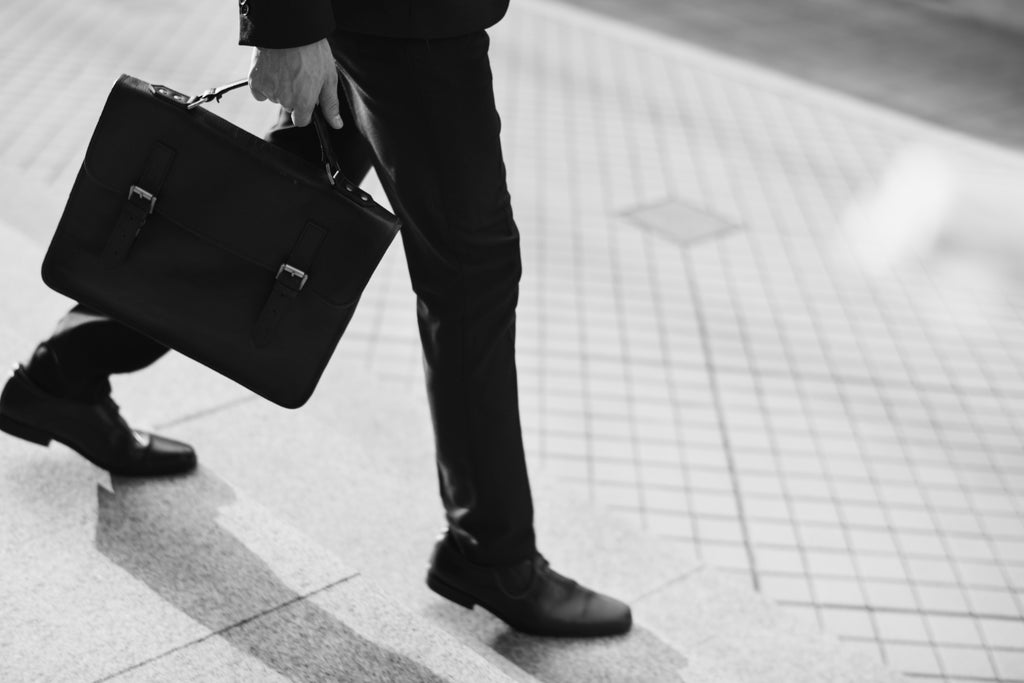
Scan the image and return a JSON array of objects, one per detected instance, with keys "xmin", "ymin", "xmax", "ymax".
[
  {"xmin": 583, "ymin": 591, "xmax": 632, "ymax": 635},
  {"xmin": 137, "ymin": 432, "xmax": 197, "ymax": 474}
]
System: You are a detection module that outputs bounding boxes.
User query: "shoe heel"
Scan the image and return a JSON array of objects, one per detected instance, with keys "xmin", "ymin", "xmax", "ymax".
[
  {"xmin": 427, "ymin": 571, "xmax": 476, "ymax": 610},
  {"xmin": 0, "ymin": 414, "xmax": 52, "ymax": 447}
]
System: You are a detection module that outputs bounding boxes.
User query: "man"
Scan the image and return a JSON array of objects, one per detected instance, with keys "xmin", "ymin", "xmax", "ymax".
[{"xmin": 0, "ymin": 0, "xmax": 632, "ymax": 637}]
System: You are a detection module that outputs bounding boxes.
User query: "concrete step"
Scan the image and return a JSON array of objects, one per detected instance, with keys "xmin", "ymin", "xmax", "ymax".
[
  {"xmin": 121, "ymin": 343, "xmax": 907, "ymax": 682},
  {"xmin": 0, "ymin": 454, "xmax": 519, "ymax": 682},
  {"xmin": 0, "ymin": 218, "xmax": 524, "ymax": 683},
  {"xmin": 0, "ymin": 185, "xmax": 907, "ymax": 682}
]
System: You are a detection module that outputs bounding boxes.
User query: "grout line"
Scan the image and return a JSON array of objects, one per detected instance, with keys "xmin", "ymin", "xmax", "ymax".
[
  {"xmin": 515, "ymin": 0, "xmax": 1024, "ymax": 170},
  {"xmin": 774, "ymin": 598, "xmax": 1024, "ymax": 622},
  {"xmin": 92, "ymin": 573, "xmax": 361, "ymax": 682},
  {"xmin": 508, "ymin": 345, "xmax": 1024, "ymax": 402},
  {"xmin": 791, "ymin": 79, "xmax": 1024, "ymax": 678},
  {"xmin": 682, "ymin": 250, "xmax": 760, "ymax": 590}
]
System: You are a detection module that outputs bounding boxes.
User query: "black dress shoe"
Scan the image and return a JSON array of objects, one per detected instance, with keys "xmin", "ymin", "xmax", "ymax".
[
  {"xmin": 0, "ymin": 365, "xmax": 196, "ymax": 477},
  {"xmin": 427, "ymin": 531, "xmax": 632, "ymax": 637}
]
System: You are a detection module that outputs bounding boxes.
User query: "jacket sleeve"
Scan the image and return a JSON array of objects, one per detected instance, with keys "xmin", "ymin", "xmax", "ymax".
[{"xmin": 238, "ymin": 0, "xmax": 336, "ymax": 48}]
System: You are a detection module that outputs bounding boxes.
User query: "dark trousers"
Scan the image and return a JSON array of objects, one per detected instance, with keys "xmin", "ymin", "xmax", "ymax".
[{"xmin": 34, "ymin": 30, "xmax": 536, "ymax": 566}]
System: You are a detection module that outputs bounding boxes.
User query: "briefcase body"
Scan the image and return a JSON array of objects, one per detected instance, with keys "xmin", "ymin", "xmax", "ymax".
[{"xmin": 42, "ymin": 75, "xmax": 401, "ymax": 408}]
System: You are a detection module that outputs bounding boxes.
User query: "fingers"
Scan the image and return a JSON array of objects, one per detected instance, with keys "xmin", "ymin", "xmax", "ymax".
[
  {"xmin": 318, "ymin": 73, "xmax": 344, "ymax": 130},
  {"xmin": 290, "ymin": 105, "xmax": 314, "ymax": 128},
  {"xmin": 248, "ymin": 48, "xmax": 269, "ymax": 102},
  {"xmin": 249, "ymin": 40, "xmax": 341, "ymax": 128}
]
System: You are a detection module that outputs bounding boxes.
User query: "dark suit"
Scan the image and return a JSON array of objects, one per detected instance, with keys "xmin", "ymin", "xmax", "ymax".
[
  {"xmin": 239, "ymin": 0, "xmax": 510, "ymax": 45},
  {"xmin": 39, "ymin": 2, "xmax": 535, "ymax": 566}
]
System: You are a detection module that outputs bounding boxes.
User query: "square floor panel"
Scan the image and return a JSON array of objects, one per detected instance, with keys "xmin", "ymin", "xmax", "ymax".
[{"xmin": 623, "ymin": 200, "xmax": 743, "ymax": 248}]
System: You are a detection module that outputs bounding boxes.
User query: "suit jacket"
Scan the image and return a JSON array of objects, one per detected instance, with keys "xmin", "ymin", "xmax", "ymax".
[{"xmin": 238, "ymin": 0, "xmax": 510, "ymax": 47}]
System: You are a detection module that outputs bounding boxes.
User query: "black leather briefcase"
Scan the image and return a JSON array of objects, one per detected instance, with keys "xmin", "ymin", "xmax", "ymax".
[{"xmin": 41, "ymin": 75, "xmax": 401, "ymax": 408}]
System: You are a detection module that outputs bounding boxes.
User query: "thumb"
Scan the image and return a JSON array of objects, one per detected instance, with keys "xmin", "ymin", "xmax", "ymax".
[{"xmin": 319, "ymin": 79, "xmax": 344, "ymax": 130}]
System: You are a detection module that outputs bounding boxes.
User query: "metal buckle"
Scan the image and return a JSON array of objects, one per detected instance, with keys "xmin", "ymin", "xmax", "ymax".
[
  {"xmin": 128, "ymin": 185, "xmax": 157, "ymax": 214},
  {"xmin": 276, "ymin": 263, "xmax": 308, "ymax": 290},
  {"xmin": 186, "ymin": 87, "xmax": 218, "ymax": 110},
  {"xmin": 152, "ymin": 84, "xmax": 191, "ymax": 108}
]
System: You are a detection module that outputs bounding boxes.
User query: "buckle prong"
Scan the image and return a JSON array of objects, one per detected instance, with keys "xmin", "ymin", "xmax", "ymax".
[
  {"xmin": 128, "ymin": 185, "xmax": 157, "ymax": 214},
  {"xmin": 277, "ymin": 263, "xmax": 308, "ymax": 290}
]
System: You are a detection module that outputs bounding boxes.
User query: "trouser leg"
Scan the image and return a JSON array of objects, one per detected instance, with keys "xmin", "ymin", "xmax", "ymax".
[
  {"xmin": 26, "ymin": 306, "xmax": 169, "ymax": 399},
  {"xmin": 330, "ymin": 30, "xmax": 535, "ymax": 566}
]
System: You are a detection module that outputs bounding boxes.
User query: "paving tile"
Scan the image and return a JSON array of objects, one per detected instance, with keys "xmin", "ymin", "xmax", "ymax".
[
  {"xmin": 748, "ymin": 520, "xmax": 801, "ymax": 547},
  {"xmin": 874, "ymin": 613, "xmax": 931, "ymax": 644},
  {"xmin": 811, "ymin": 577, "xmax": 868, "ymax": 608},
  {"xmin": 956, "ymin": 559, "xmax": 1010, "ymax": 589},
  {"xmin": 860, "ymin": 556, "xmax": 910, "ymax": 582},
  {"xmin": 926, "ymin": 615, "xmax": 984, "ymax": 647},
  {"xmin": 6, "ymin": 0, "xmax": 1024, "ymax": 678},
  {"xmin": 701, "ymin": 542, "xmax": 752, "ymax": 572},
  {"xmin": 883, "ymin": 643, "xmax": 943, "ymax": 676},
  {"xmin": 937, "ymin": 645, "xmax": 997, "ymax": 679},
  {"xmin": 821, "ymin": 607, "xmax": 876, "ymax": 640},
  {"xmin": 636, "ymin": 568, "xmax": 904, "ymax": 683},
  {"xmin": 906, "ymin": 558, "xmax": 959, "ymax": 585},
  {"xmin": 895, "ymin": 531, "xmax": 948, "ymax": 558},
  {"xmin": 759, "ymin": 575, "xmax": 815, "ymax": 603},
  {"xmin": 805, "ymin": 550, "xmax": 858, "ymax": 578},
  {"xmin": 991, "ymin": 648, "xmax": 1024, "ymax": 681},
  {"xmin": 913, "ymin": 585, "xmax": 966, "ymax": 618},
  {"xmin": 864, "ymin": 582, "xmax": 919, "ymax": 611},
  {"xmin": 978, "ymin": 618, "xmax": 1024, "ymax": 649},
  {"xmin": 968, "ymin": 588, "xmax": 1023, "ymax": 618},
  {"xmin": 850, "ymin": 530, "xmax": 901, "ymax": 555},
  {"xmin": 754, "ymin": 547, "xmax": 805, "ymax": 574}
]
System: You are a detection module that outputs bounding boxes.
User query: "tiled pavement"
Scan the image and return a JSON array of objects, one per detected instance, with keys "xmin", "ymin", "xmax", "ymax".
[
  {"xmin": 552, "ymin": 0, "xmax": 1024, "ymax": 152},
  {"xmin": 1, "ymin": 0, "xmax": 1023, "ymax": 681}
]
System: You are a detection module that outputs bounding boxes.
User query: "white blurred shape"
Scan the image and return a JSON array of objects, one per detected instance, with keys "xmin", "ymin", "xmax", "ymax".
[
  {"xmin": 840, "ymin": 143, "xmax": 1024, "ymax": 287},
  {"xmin": 840, "ymin": 145, "xmax": 956, "ymax": 275}
]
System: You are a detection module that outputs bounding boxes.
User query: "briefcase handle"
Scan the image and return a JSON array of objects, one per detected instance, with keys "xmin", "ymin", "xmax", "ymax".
[{"xmin": 179, "ymin": 77, "xmax": 372, "ymax": 203}]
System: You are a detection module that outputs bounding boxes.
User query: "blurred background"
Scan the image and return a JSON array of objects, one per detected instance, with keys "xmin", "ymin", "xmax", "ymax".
[{"xmin": 1, "ymin": 0, "xmax": 1023, "ymax": 681}]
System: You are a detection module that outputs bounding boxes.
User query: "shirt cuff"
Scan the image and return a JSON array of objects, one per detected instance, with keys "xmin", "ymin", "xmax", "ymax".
[{"xmin": 238, "ymin": 0, "xmax": 336, "ymax": 48}]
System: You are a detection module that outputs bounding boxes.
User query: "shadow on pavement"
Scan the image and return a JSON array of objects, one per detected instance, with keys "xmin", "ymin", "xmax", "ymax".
[
  {"xmin": 491, "ymin": 627, "xmax": 689, "ymax": 683},
  {"xmin": 422, "ymin": 600, "xmax": 689, "ymax": 682},
  {"xmin": 95, "ymin": 468, "xmax": 447, "ymax": 683}
]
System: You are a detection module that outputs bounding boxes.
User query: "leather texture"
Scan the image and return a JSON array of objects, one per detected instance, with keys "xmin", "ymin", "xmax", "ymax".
[
  {"xmin": 426, "ymin": 531, "xmax": 633, "ymax": 637},
  {"xmin": 0, "ymin": 366, "xmax": 196, "ymax": 477},
  {"xmin": 237, "ymin": 0, "xmax": 511, "ymax": 47},
  {"xmin": 42, "ymin": 75, "xmax": 401, "ymax": 408}
]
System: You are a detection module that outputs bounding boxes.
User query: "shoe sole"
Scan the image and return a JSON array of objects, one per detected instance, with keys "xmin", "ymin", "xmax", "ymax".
[
  {"xmin": 426, "ymin": 569, "xmax": 477, "ymax": 610},
  {"xmin": 0, "ymin": 413, "xmax": 53, "ymax": 446},
  {"xmin": 0, "ymin": 411, "xmax": 195, "ymax": 477},
  {"xmin": 427, "ymin": 567, "xmax": 633, "ymax": 637}
]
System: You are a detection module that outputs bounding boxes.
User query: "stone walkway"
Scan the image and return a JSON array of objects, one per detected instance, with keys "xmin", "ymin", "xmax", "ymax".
[
  {"xmin": 0, "ymin": 0, "xmax": 1022, "ymax": 681},
  {"xmin": 552, "ymin": 0, "xmax": 1024, "ymax": 152}
]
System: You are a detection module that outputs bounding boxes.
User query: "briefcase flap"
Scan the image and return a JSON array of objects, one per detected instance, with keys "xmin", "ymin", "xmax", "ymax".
[{"xmin": 77, "ymin": 74, "xmax": 399, "ymax": 307}]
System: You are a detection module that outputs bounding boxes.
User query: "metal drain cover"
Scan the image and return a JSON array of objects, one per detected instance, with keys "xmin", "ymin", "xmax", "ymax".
[{"xmin": 623, "ymin": 199, "xmax": 741, "ymax": 246}]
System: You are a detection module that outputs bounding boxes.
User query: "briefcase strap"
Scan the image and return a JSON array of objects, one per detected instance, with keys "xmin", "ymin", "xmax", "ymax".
[
  {"xmin": 252, "ymin": 221, "xmax": 328, "ymax": 348},
  {"xmin": 185, "ymin": 79, "xmax": 250, "ymax": 110},
  {"xmin": 178, "ymin": 76, "xmax": 373, "ymax": 205},
  {"xmin": 101, "ymin": 143, "xmax": 176, "ymax": 267}
]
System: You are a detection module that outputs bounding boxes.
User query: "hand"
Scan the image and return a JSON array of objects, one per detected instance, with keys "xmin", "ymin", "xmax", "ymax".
[{"xmin": 248, "ymin": 38, "xmax": 344, "ymax": 129}]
